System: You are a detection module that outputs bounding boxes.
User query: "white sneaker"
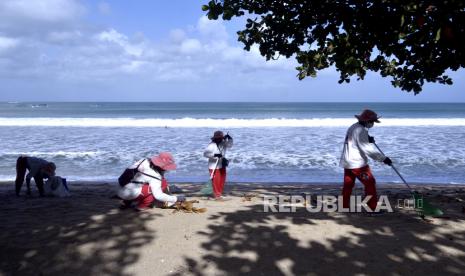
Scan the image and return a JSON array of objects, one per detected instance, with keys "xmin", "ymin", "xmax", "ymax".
[{"xmin": 215, "ymin": 196, "xmax": 231, "ymax": 201}]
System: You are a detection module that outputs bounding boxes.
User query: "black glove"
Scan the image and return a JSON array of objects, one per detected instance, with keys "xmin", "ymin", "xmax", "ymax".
[
  {"xmin": 383, "ymin": 157, "xmax": 392, "ymax": 166},
  {"xmin": 368, "ymin": 135, "xmax": 375, "ymax": 143},
  {"xmin": 224, "ymin": 134, "xmax": 232, "ymax": 140},
  {"xmin": 214, "ymin": 153, "xmax": 223, "ymax": 158}
]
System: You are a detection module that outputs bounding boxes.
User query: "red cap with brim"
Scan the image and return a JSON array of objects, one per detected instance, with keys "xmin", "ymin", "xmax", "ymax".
[
  {"xmin": 212, "ymin": 130, "xmax": 224, "ymax": 139},
  {"xmin": 355, "ymin": 109, "xmax": 381, "ymax": 123}
]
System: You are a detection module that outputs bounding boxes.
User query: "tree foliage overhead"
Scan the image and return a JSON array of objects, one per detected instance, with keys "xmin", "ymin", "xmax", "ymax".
[{"xmin": 202, "ymin": 0, "xmax": 465, "ymax": 93}]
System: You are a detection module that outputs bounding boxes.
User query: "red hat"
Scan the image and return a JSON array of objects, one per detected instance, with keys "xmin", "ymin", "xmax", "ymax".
[
  {"xmin": 151, "ymin": 152, "xmax": 177, "ymax": 171},
  {"xmin": 355, "ymin": 109, "xmax": 381, "ymax": 123}
]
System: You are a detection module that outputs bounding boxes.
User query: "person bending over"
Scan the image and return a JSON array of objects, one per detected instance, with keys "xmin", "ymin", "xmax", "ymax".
[{"xmin": 15, "ymin": 156, "xmax": 56, "ymax": 197}]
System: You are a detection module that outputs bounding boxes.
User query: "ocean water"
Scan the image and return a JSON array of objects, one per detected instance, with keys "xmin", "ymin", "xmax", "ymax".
[{"xmin": 0, "ymin": 102, "xmax": 464, "ymax": 184}]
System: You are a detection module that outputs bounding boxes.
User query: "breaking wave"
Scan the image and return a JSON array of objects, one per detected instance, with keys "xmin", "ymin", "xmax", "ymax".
[{"xmin": 1, "ymin": 117, "xmax": 465, "ymax": 127}]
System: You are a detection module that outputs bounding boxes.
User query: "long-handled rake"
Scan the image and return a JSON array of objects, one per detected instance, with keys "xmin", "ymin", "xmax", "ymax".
[{"xmin": 374, "ymin": 143, "xmax": 443, "ymax": 218}]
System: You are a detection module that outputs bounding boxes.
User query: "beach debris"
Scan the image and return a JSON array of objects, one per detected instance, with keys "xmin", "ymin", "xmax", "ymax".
[
  {"xmin": 172, "ymin": 200, "xmax": 207, "ymax": 214},
  {"xmin": 422, "ymin": 217, "xmax": 434, "ymax": 223},
  {"xmin": 453, "ymin": 197, "xmax": 464, "ymax": 203},
  {"xmin": 242, "ymin": 193, "xmax": 258, "ymax": 202}
]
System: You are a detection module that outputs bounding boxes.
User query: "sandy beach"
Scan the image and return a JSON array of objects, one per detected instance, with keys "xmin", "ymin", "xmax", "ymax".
[{"xmin": 0, "ymin": 182, "xmax": 464, "ymax": 276}]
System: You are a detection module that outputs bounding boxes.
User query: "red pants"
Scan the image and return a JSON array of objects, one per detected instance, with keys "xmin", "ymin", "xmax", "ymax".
[
  {"xmin": 125, "ymin": 182, "xmax": 170, "ymax": 210},
  {"xmin": 342, "ymin": 165, "xmax": 377, "ymax": 211},
  {"xmin": 209, "ymin": 168, "xmax": 226, "ymax": 198},
  {"xmin": 135, "ymin": 184, "xmax": 155, "ymax": 210}
]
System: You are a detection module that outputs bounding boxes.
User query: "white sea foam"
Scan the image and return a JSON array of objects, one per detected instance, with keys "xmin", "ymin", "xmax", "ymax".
[
  {"xmin": 0, "ymin": 175, "xmax": 117, "ymax": 182},
  {"xmin": 1, "ymin": 117, "xmax": 465, "ymax": 127},
  {"xmin": 0, "ymin": 151, "xmax": 102, "ymax": 158},
  {"xmin": 1, "ymin": 119, "xmax": 464, "ymax": 183}
]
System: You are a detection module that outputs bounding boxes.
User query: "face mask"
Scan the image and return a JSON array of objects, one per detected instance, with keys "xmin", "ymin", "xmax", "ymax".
[
  {"xmin": 213, "ymin": 138, "xmax": 223, "ymax": 144},
  {"xmin": 366, "ymin": 122, "xmax": 374, "ymax": 129}
]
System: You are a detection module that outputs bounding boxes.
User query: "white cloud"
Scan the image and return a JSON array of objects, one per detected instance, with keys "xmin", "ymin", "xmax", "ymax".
[
  {"xmin": 0, "ymin": 0, "xmax": 85, "ymax": 38},
  {"xmin": 197, "ymin": 16, "xmax": 228, "ymax": 41},
  {"xmin": 180, "ymin": 39, "xmax": 202, "ymax": 54},
  {"xmin": 0, "ymin": 0, "xmax": 83, "ymax": 24},
  {"xmin": 121, "ymin": 60, "xmax": 147, "ymax": 73},
  {"xmin": 0, "ymin": 6, "xmax": 294, "ymax": 86},
  {"xmin": 0, "ymin": 36, "xmax": 19, "ymax": 51},
  {"xmin": 169, "ymin": 29, "xmax": 186, "ymax": 43},
  {"xmin": 96, "ymin": 29, "xmax": 144, "ymax": 57},
  {"xmin": 221, "ymin": 47, "xmax": 242, "ymax": 61},
  {"xmin": 46, "ymin": 31, "xmax": 83, "ymax": 44}
]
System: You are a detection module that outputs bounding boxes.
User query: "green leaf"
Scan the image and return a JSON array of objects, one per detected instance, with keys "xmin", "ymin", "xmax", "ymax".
[{"xmin": 435, "ymin": 28, "xmax": 441, "ymax": 41}]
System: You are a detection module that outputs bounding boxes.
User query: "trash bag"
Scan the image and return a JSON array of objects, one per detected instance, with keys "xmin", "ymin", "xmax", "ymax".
[{"xmin": 44, "ymin": 176, "xmax": 70, "ymax": 197}]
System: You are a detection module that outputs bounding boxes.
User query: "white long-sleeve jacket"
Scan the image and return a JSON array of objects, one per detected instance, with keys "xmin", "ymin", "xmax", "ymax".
[
  {"xmin": 117, "ymin": 159, "xmax": 177, "ymax": 206},
  {"xmin": 203, "ymin": 138, "xmax": 233, "ymax": 169},
  {"xmin": 340, "ymin": 123, "xmax": 386, "ymax": 169}
]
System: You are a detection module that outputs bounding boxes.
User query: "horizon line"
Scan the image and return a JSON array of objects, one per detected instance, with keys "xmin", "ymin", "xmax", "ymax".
[{"xmin": 2, "ymin": 101, "xmax": 465, "ymax": 104}]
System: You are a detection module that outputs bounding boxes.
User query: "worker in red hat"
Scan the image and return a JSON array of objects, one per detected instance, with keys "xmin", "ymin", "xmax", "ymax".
[
  {"xmin": 203, "ymin": 130, "xmax": 233, "ymax": 200},
  {"xmin": 117, "ymin": 152, "xmax": 185, "ymax": 211},
  {"xmin": 340, "ymin": 109, "xmax": 392, "ymax": 212}
]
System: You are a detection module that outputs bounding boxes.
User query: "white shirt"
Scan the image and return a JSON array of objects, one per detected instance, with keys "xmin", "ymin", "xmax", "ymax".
[
  {"xmin": 340, "ymin": 123, "xmax": 386, "ymax": 169},
  {"xmin": 117, "ymin": 159, "xmax": 177, "ymax": 206},
  {"xmin": 26, "ymin": 157, "xmax": 49, "ymax": 185},
  {"xmin": 203, "ymin": 138, "xmax": 233, "ymax": 169}
]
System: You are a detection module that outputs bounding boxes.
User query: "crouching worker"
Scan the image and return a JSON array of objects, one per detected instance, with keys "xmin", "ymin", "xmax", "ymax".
[
  {"xmin": 117, "ymin": 152, "xmax": 185, "ymax": 211},
  {"xmin": 15, "ymin": 156, "xmax": 56, "ymax": 196}
]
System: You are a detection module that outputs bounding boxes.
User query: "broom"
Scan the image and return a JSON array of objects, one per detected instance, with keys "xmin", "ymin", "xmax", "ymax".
[
  {"xmin": 374, "ymin": 143, "xmax": 443, "ymax": 218},
  {"xmin": 200, "ymin": 157, "xmax": 220, "ymax": 196}
]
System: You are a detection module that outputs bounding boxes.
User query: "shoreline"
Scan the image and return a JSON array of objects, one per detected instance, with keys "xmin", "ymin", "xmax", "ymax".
[{"xmin": 2, "ymin": 180, "xmax": 465, "ymax": 187}]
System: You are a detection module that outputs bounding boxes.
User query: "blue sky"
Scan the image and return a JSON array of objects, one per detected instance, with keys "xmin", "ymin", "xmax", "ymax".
[{"xmin": 0, "ymin": 0, "xmax": 464, "ymax": 102}]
